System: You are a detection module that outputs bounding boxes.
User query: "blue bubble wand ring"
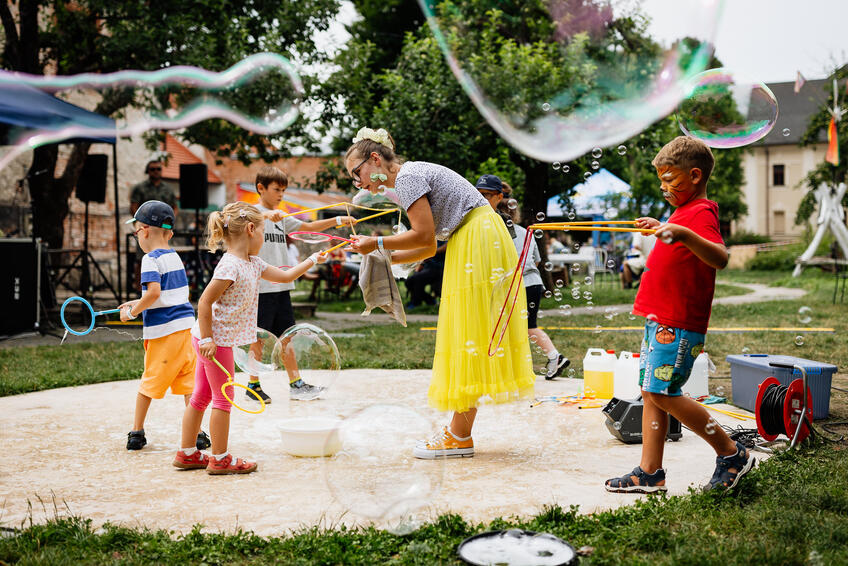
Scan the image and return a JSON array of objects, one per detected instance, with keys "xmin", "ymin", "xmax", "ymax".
[{"xmin": 60, "ymin": 296, "xmax": 122, "ymax": 336}]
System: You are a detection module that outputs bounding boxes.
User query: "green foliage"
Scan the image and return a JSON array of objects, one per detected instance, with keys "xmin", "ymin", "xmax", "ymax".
[
  {"xmin": 745, "ymin": 232, "xmax": 834, "ymax": 270},
  {"xmin": 724, "ymin": 230, "xmax": 770, "ymax": 246},
  {"xmin": 317, "ymin": 2, "xmax": 745, "ymax": 230},
  {"xmin": 745, "ymin": 245, "xmax": 803, "ymax": 271},
  {"xmin": 0, "ymin": 340, "xmax": 142, "ymax": 397},
  {"xmin": 3, "ymin": 444, "xmax": 848, "ymax": 565}
]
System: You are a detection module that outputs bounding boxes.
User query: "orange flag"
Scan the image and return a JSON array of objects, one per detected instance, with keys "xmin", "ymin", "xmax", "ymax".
[{"xmin": 826, "ymin": 116, "xmax": 839, "ymax": 166}]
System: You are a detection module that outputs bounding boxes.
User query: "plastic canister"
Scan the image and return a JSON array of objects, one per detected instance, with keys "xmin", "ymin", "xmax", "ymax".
[
  {"xmin": 683, "ymin": 351, "xmax": 713, "ymax": 399},
  {"xmin": 583, "ymin": 348, "xmax": 616, "ymax": 398},
  {"xmin": 613, "ymin": 351, "xmax": 642, "ymax": 400}
]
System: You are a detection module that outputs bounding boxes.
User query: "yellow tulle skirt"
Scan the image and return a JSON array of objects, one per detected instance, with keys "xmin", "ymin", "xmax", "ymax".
[{"xmin": 429, "ymin": 206, "xmax": 535, "ymax": 412}]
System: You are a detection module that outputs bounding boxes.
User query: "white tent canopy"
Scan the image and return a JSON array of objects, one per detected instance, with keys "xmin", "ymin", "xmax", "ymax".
[{"xmin": 547, "ymin": 168, "xmax": 631, "ymax": 217}]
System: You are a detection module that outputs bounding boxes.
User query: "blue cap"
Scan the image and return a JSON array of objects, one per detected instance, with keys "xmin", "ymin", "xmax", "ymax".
[
  {"xmin": 475, "ymin": 174, "xmax": 503, "ymax": 193},
  {"xmin": 126, "ymin": 200, "xmax": 175, "ymax": 229}
]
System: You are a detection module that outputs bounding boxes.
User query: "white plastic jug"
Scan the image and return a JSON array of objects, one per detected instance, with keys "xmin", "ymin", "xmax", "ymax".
[
  {"xmin": 583, "ymin": 348, "xmax": 616, "ymax": 398},
  {"xmin": 684, "ymin": 351, "xmax": 714, "ymax": 399},
  {"xmin": 614, "ymin": 351, "xmax": 642, "ymax": 400}
]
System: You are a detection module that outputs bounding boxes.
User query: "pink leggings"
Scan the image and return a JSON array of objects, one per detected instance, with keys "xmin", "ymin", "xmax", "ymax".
[{"xmin": 190, "ymin": 337, "xmax": 234, "ymax": 413}]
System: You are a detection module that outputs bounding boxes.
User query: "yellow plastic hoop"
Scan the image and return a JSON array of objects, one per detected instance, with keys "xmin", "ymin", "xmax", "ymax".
[{"xmin": 212, "ymin": 357, "xmax": 266, "ymax": 414}]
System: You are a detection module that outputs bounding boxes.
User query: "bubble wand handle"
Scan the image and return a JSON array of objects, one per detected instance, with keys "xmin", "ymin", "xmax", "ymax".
[{"xmin": 321, "ymin": 241, "xmax": 349, "ymax": 255}]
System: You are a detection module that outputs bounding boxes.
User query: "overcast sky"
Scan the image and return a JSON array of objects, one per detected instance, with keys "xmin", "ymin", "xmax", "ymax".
[{"xmin": 641, "ymin": 0, "xmax": 848, "ymax": 84}]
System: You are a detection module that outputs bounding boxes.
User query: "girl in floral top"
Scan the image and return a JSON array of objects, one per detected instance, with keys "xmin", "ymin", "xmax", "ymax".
[{"xmin": 173, "ymin": 202, "xmax": 327, "ymax": 474}]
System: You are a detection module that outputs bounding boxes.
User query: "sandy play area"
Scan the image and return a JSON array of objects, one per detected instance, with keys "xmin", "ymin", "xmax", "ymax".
[{"xmin": 0, "ymin": 370, "xmax": 758, "ymax": 535}]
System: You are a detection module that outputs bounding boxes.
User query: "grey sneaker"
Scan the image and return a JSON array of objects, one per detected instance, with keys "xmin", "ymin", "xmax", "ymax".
[
  {"xmin": 545, "ymin": 354, "xmax": 570, "ymax": 380},
  {"xmin": 290, "ymin": 379, "xmax": 324, "ymax": 401}
]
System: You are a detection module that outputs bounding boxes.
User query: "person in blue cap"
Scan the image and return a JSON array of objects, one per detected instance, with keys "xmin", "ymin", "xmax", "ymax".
[
  {"xmin": 475, "ymin": 175, "xmax": 569, "ymax": 379},
  {"xmin": 120, "ymin": 200, "xmax": 209, "ymax": 452}
]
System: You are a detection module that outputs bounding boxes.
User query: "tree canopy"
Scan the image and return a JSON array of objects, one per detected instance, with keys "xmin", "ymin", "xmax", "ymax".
[
  {"xmin": 316, "ymin": 0, "xmax": 746, "ymax": 233},
  {"xmin": 1, "ymin": 0, "xmax": 339, "ymax": 247}
]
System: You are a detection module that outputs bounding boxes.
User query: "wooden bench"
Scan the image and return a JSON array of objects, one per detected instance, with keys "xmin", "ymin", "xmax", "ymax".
[{"xmin": 291, "ymin": 302, "xmax": 317, "ymax": 318}]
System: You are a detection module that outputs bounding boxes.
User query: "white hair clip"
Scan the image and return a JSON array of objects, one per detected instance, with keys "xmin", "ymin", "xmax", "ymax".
[{"xmin": 223, "ymin": 214, "xmax": 230, "ymax": 228}]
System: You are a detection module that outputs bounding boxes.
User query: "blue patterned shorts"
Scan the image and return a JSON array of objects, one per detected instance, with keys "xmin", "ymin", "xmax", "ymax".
[{"xmin": 638, "ymin": 320, "xmax": 705, "ymax": 396}]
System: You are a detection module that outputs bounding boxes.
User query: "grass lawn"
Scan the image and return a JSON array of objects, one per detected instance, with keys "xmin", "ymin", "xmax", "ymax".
[
  {"xmin": 2, "ymin": 268, "xmax": 846, "ymax": 564},
  {"xmin": 2, "ymin": 442, "xmax": 847, "ymax": 565}
]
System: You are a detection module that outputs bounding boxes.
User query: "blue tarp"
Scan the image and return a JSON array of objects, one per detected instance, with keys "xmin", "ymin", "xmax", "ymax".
[{"xmin": 0, "ymin": 82, "xmax": 116, "ymax": 145}]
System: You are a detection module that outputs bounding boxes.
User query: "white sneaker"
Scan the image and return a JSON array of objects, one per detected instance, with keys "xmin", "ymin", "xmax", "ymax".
[{"xmin": 413, "ymin": 426, "xmax": 474, "ymax": 459}]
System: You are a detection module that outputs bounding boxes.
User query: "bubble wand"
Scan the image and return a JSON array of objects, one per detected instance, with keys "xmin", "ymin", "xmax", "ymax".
[
  {"xmin": 60, "ymin": 296, "xmax": 121, "ymax": 336},
  {"xmin": 211, "ymin": 356, "xmax": 266, "ymax": 414}
]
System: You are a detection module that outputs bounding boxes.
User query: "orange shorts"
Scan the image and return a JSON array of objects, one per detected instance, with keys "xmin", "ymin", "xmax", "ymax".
[{"xmin": 139, "ymin": 329, "xmax": 196, "ymax": 399}]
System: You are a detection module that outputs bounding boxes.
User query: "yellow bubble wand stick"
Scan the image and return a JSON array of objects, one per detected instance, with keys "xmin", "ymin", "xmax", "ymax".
[{"xmin": 211, "ymin": 356, "xmax": 266, "ymax": 414}]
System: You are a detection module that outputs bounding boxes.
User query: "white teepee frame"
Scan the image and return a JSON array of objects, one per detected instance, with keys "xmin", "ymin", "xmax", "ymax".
[{"xmin": 793, "ymin": 182, "xmax": 848, "ymax": 276}]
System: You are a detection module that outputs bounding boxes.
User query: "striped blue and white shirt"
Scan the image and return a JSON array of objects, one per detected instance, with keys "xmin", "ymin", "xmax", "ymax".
[{"xmin": 140, "ymin": 248, "xmax": 195, "ymax": 339}]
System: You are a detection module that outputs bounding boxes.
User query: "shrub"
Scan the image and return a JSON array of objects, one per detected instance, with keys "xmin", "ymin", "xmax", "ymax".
[
  {"xmin": 725, "ymin": 230, "xmax": 770, "ymax": 246},
  {"xmin": 745, "ymin": 246, "xmax": 799, "ymax": 270}
]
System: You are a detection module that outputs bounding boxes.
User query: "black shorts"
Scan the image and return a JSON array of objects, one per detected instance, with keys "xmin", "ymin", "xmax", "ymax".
[
  {"xmin": 257, "ymin": 290, "xmax": 297, "ymax": 337},
  {"xmin": 525, "ymin": 284, "xmax": 543, "ymax": 329}
]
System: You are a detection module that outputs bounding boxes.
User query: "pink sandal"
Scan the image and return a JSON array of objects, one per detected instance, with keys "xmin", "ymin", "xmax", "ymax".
[{"xmin": 206, "ymin": 454, "xmax": 258, "ymax": 475}]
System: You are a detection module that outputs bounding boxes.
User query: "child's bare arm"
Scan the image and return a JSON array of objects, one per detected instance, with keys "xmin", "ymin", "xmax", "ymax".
[
  {"xmin": 196, "ymin": 279, "xmax": 231, "ymax": 359},
  {"xmin": 300, "ymin": 216, "xmax": 357, "ymax": 232},
  {"xmin": 262, "ymin": 253, "xmax": 328, "ymax": 284},
  {"xmin": 655, "ymin": 223, "xmax": 728, "ymax": 270},
  {"xmin": 120, "ymin": 283, "xmax": 161, "ymax": 321}
]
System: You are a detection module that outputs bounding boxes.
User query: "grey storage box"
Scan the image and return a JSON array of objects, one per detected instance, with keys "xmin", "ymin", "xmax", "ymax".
[{"xmin": 726, "ymin": 354, "xmax": 837, "ymax": 420}]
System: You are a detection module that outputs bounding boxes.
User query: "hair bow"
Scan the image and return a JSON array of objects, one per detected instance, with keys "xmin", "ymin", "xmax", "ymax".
[{"xmin": 352, "ymin": 127, "xmax": 392, "ymax": 149}]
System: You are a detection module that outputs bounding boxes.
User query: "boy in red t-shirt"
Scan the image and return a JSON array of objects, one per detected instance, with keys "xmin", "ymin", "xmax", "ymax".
[{"xmin": 605, "ymin": 136, "xmax": 755, "ymax": 494}]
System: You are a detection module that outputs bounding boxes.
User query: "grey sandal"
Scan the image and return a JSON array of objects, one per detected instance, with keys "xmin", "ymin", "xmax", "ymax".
[{"xmin": 605, "ymin": 466, "xmax": 668, "ymax": 494}]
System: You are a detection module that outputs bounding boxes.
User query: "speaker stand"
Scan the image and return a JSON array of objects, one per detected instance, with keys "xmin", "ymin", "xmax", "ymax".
[{"xmin": 74, "ymin": 200, "xmax": 120, "ymax": 304}]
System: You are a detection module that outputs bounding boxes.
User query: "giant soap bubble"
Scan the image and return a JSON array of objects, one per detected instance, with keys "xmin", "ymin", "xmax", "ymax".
[
  {"xmin": 233, "ymin": 327, "xmax": 279, "ymax": 375},
  {"xmin": 324, "ymin": 404, "xmax": 444, "ymax": 534},
  {"xmin": 272, "ymin": 323, "xmax": 341, "ymax": 396},
  {"xmin": 0, "ymin": 52, "xmax": 303, "ymax": 171},
  {"xmin": 417, "ymin": 0, "xmax": 723, "ymax": 162},
  {"xmin": 677, "ymin": 68, "xmax": 779, "ymax": 148}
]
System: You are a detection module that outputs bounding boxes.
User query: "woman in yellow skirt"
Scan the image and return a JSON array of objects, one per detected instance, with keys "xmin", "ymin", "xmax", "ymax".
[{"xmin": 345, "ymin": 127, "xmax": 535, "ymax": 458}]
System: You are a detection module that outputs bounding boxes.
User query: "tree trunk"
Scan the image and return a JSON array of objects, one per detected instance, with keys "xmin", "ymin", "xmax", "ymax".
[{"xmin": 28, "ymin": 142, "xmax": 91, "ymax": 249}]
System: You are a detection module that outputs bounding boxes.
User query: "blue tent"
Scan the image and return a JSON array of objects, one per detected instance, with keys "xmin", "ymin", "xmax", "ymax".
[
  {"xmin": 0, "ymin": 83, "xmax": 116, "ymax": 145},
  {"xmin": 547, "ymin": 168, "xmax": 632, "ymax": 247},
  {"xmin": 0, "ymin": 82, "xmax": 122, "ymax": 298}
]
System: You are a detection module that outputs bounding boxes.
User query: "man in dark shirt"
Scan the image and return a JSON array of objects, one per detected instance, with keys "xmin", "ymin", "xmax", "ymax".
[{"xmin": 130, "ymin": 160, "xmax": 178, "ymax": 215}]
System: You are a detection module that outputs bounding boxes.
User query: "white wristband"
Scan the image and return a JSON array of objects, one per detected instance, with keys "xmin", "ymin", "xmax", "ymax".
[
  {"xmin": 125, "ymin": 307, "xmax": 137, "ymax": 320},
  {"xmin": 307, "ymin": 253, "xmax": 319, "ymax": 266},
  {"xmin": 335, "ymin": 216, "xmax": 343, "ymax": 226},
  {"xmin": 199, "ymin": 337, "xmax": 212, "ymax": 345},
  {"xmin": 377, "ymin": 236, "xmax": 385, "ymax": 251}
]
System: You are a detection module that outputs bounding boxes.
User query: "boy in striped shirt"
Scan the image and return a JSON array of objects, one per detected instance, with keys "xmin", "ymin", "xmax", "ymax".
[{"xmin": 121, "ymin": 201, "xmax": 209, "ymax": 452}]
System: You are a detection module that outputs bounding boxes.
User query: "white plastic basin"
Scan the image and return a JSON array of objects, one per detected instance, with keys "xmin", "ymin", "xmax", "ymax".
[{"xmin": 278, "ymin": 417, "xmax": 342, "ymax": 457}]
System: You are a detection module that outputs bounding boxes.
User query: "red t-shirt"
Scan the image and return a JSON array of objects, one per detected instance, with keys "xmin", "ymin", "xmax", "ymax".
[{"xmin": 633, "ymin": 198, "xmax": 723, "ymax": 334}]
